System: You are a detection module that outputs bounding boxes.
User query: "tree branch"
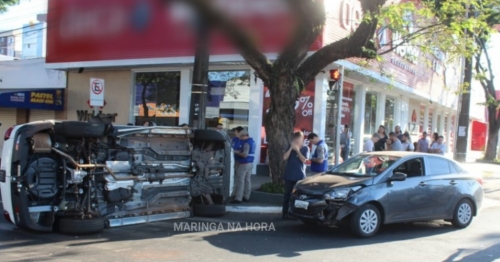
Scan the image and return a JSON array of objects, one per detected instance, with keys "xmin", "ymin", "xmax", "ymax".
[
  {"xmin": 297, "ymin": 0, "xmax": 387, "ymax": 85},
  {"xmin": 275, "ymin": 0, "xmax": 326, "ymax": 71},
  {"xmin": 181, "ymin": 0, "xmax": 273, "ymax": 84}
]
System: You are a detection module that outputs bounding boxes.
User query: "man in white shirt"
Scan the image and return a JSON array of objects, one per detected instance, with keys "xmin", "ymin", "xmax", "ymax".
[
  {"xmin": 429, "ymin": 135, "xmax": 446, "ymax": 155},
  {"xmin": 363, "ymin": 133, "xmax": 380, "ymax": 152},
  {"xmin": 401, "ymin": 133, "xmax": 415, "ymax": 151}
]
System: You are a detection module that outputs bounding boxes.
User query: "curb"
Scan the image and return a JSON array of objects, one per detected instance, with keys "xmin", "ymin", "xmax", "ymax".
[
  {"xmin": 226, "ymin": 205, "xmax": 281, "ymax": 214},
  {"xmin": 251, "ymin": 191, "xmax": 284, "ymax": 206}
]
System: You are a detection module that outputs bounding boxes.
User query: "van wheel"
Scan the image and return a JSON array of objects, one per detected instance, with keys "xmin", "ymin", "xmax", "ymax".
[
  {"xmin": 350, "ymin": 204, "xmax": 381, "ymax": 238},
  {"xmin": 193, "ymin": 204, "xmax": 226, "ymax": 217},
  {"xmin": 58, "ymin": 217, "xmax": 105, "ymax": 235},
  {"xmin": 451, "ymin": 199, "xmax": 474, "ymax": 228}
]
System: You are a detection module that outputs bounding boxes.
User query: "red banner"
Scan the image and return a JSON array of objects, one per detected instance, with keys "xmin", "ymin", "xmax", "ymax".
[
  {"xmin": 260, "ymin": 82, "xmax": 315, "ymax": 163},
  {"xmin": 46, "ymin": 0, "xmax": 323, "ymax": 63},
  {"xmin": 341, "ymin": 82, "xmax": 355, "ymax": 125}
]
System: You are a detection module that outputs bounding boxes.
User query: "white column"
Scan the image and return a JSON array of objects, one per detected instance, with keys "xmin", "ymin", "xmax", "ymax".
[
  {"xmin": 432, "ymin": 108, "xmax": 438, "ymax": 133},
  {"xmin": 423, "ymin": 105, "xmax": 430, "ymax": 133},
  {"xmin": 248, "ymin": 70, "xmax": 264, "ymax": 175},
  {"xmin": 354, "ymin": 85, "xmax": 366, "ymax": 154},
  {"xmin": 178, "ymin": 68, "xmax": 192, "ymax": 125},
  {"xmin": 393, "ymin": 97, "xmax": 402, "ymax": 130},
  {"xmin": 446, "ymin": 113, "xmax": 452, "ymax": 153},
  {"xmin": 400, "ymin": 97, "xmax": 410, "ymax": 133},
  {"xmin": 376, "ymin": 92, "xmax": 386, "ymax": 127},
  {"xmin": 439, "ymin": 109, "xmax": 445, "ymax": 136},
  {"xmin": 313, "ymin": 73, "xmax": 329, "ymax": 139}
]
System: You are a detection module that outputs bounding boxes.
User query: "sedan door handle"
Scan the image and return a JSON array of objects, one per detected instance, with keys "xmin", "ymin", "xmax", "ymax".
[
  {"xmin": 450, "ymin": 180, "xmax": 458, "ymax": 186},
  {"xmin": 419, "ymin": 182, "xmax": 427, "ymax": 187}
]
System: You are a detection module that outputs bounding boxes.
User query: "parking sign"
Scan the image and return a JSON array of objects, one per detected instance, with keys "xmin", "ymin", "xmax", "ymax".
[{"xmin": 90, "ymin": 78, "xmax": 105, "ymax": 106}]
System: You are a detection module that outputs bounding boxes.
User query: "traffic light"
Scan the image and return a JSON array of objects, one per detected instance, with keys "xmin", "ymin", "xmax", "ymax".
[
  {"xmin": 328, "ymin": 69, "xmax": 342, "ymax": 92},
  {"xmin": 330, "ymin": 69, "xmax": 341, "ymax": 81}
]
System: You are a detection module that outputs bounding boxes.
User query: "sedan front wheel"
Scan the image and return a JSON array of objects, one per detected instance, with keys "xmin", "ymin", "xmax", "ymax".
[{"xmin": 350, "ymin": 204, "xmax": 381, "ymax": 238}]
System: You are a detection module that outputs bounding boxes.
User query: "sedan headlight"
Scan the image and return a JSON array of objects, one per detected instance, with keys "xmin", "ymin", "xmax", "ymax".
[{"xmin": 325, "ymin": 186, "xmax": 362, "ymax": 200}]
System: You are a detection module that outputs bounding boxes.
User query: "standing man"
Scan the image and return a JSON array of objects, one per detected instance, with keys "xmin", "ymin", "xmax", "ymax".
[
  {"xmin": 429, "ymin": 136, "xmax": 446, "ymax": 155},
  {"xmin": 388, "ymin": 132, "xmax": 403, "ymax": 151},
  {"xmin": 216, "ymin": 123, "xmax": 224, "ymax": 130},
  {"xmin": 231, "ymin": 126, "xmax": 244, "ymax": 183},
  {"xmin": 395, "ymin": 126, "xmax": 403, "ymax": 140},
  {"xmin": 363, "ymin": 133, "xmax": 380, "ymax": 152},
  {"xmin": 340, "ymin": 125, "xmax": 351, "ymax": 162},
  {"xmin": 231, "ymin": 130, "xmax": 255, "ymax": 204},
  {"xmin": 401, "ymin": 133, "xmax": 415, "ymax": 151},
  {"xmin": 416, "ymin": 132, "xmax": 430, "ymax": 153},
  {"xmin": 307, "ymin": 133, "xmax": 329, "ymax": 173},
  {"xmin": 282, "ymin": 132, "xmax": 310, "ymax": 220}
]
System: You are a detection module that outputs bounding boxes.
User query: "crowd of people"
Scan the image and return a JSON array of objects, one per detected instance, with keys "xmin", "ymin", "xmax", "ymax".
[{"xmin": 363, "ymin": 125, "xmax": 447, "ymax": 156}]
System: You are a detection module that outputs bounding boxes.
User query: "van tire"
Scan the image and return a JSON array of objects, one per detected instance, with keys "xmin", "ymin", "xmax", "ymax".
[
  {"xmin": 192, "ymin": 204, "xmax": 226, "ymax": 217},
  {"xmin": 58, "ymin": 217, "xmax": 105, "ymax": 235}
]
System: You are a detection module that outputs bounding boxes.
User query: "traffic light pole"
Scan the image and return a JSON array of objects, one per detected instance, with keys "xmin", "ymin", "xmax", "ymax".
[{"xmin": 334, "ymin": 66, "xmax": 344, "ymax": 166}]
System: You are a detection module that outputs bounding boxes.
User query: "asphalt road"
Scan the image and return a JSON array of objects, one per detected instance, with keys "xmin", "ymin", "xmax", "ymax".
[{"xmin": 0, "ymin": 204, "xmax": 499, "ymax": 262}]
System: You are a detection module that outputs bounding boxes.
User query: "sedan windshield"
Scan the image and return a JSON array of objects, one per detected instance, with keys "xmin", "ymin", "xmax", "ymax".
[{"xmin": 328, "ymin": 155, "xmax": 401, "ymax": 177}]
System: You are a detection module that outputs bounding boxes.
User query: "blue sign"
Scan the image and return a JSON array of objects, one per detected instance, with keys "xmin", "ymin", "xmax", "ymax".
[{"xmin": 0, "ymin": 89, "xmax": 65, "ymax": 111}]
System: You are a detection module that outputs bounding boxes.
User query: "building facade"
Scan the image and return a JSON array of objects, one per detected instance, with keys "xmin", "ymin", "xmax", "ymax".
[
  {"xmin": 0, "ymin": 58, "xmax": 66, "ymax": 152},
  {"xmin": 45, "ymin": 0, "xmax": 463, "ymax": 172}
]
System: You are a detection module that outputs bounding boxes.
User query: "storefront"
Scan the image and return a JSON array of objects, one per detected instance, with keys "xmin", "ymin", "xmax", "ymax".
[
  {"xmin": 0, "ymin": 58, "xmax": 67, "ymax": 152},
  {"xmin": 45, "ymin": 0, "xmax": 462, "ymax": 172}
]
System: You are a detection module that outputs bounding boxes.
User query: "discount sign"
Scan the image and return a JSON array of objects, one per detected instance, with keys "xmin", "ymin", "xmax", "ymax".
[{"xmin": 261, "ymin": 82, "xmax": 315, "ymax": 145}]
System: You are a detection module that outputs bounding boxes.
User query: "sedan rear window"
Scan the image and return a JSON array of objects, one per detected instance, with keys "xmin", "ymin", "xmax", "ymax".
[{"xmin": 426, "ymin": 157, "xmax": 452, "ymax": 175}]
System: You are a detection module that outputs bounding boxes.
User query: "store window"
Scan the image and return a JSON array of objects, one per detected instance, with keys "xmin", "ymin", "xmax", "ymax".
[
  {"xmin": 324, "ymin": 82, "xmax": 356, "ymax": 160},
  {"xmin": 207, "ymin": 70, "xmax": 251, "ymax": 130},
  {"xmin": 364, "ymin": 92, "xmax": 378, "ymax": 137},
  {"xmin": 384, "ymin": 97, "xmax": 395, "ymax": 132},
  {"xmin": 133, "ymin": 71, "xmax": 181, "ymax": 126}
]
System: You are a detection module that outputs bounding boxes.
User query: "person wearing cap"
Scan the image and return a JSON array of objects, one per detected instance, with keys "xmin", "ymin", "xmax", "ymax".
[
  {"xmin": 416, "ymin": 131, "xmax": 430, "ymax": 153},
  {"xmin": 363, "ymin": 133, "xmax": 380, "ymax": 152},
  {"xmin": 307, "ymin": 133, "xmax": 329, "ymax": 173},
  {"xmin": 401, "ymin": 132, "xmax": 415, "ymax": 151},
  {"xmin": 231, "ymin": 129, "xmax": 255, "ymax": 204},
  {"xmin": 388, "ymin": 132, "xmax": 403, "ymax": 151}
]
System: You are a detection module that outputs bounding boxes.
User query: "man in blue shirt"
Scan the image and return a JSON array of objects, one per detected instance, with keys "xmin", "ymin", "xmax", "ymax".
[
  {"xmin": 308, "ymin": 133, "xmax": 329, "ymax": 173},
  {"xmin": 282, "ymin": 132, "xmax": 310, "ymax": 220},
  {"xmin": 231, "ymin": 130, "xmax": 255, "ymax": 204}
]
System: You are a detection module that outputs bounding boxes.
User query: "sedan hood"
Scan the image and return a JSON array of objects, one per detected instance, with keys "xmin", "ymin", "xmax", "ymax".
[{"xmin": 296, "ymin": 173, "xmax": 373, "ymax": 194}]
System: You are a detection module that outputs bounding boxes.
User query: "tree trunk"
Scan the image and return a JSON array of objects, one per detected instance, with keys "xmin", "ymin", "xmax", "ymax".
[
  {"xmin": 142, "ymin": 83, "xmax": 149, "ymax": 118},
  {"xmin": 264, "ymin": 75, "xmax": 299, "ymax": 186},
  {"xmin": 484, "ymin": 106, "xmax": 500, "ymax": 161}
]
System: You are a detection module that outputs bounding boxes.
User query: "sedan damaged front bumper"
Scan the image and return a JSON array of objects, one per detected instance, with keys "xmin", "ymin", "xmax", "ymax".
[{"xmin": 288, "ymin": 193, "xmax": 358, "ymax": 225}]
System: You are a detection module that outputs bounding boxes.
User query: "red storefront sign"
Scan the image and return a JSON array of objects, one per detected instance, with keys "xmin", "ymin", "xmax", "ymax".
[
  {"xmin": 46, "ymin": 0, "xmax": 323, "ymax": 63},
  {"xmin": 260, "ymin": 82, "xmax": 315, "ymax": 163},
  {"xmin": 341, "ymin": 82, "xmax": 355, "ymax": 125}
]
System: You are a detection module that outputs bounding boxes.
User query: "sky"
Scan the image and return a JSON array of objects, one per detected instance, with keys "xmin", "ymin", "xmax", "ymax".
[{"xmin": 0, "ymin": 0, "xmax": 47, "ymax": 32}]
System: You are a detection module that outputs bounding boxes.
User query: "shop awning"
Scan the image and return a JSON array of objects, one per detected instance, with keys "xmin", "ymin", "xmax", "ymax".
[{"xmin": 0, "ymin": 89, "xmax": 65, "ymax": 111}]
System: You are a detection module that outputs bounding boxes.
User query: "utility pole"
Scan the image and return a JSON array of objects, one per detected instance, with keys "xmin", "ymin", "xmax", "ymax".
[
  {"xmin": 454, "ymin": 3, "xmax": 471, "ymax": 163},
  {"xmin": 189, "ymin": 16, "xmax": 210, "ymax": 129}
]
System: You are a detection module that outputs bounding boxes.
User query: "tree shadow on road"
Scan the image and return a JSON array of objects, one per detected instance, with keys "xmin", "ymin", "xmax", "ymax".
[{"xmin": 443, "ymin": 243, "xmax": 500, "ymax": 262}]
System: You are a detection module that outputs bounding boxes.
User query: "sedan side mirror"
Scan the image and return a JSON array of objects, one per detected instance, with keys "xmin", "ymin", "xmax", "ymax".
[{"xmin": 390, "ymin": 172, "xmax": 407, "ymax": 182}]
